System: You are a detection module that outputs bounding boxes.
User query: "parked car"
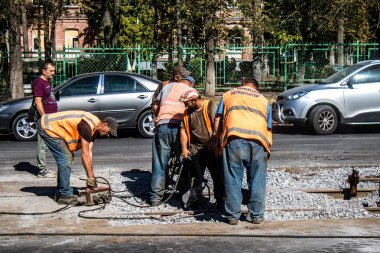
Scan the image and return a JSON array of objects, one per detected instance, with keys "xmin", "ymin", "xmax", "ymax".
[
  {"xmin": 0, "ymin": 72, "xmax": 160, "ymax": 141},
  {"xmin": 272, "ymin": 60, "xmax": 380, "ymax": 134}
]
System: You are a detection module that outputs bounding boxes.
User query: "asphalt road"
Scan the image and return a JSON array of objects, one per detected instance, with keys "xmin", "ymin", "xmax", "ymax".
[{"xmin": 0, "ymin": 124, "xmax": 380, "ymax": 177}]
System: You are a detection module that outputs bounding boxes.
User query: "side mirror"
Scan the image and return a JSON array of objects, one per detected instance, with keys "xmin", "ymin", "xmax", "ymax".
[{"xmin": 346, "ymin": 78, "xmax": 354, "ymax": 89}]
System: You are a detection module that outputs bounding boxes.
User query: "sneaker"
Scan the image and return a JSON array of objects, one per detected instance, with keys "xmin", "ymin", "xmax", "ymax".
[
  {"xmin": 37, "ymin": 169, "xmax": 56, "ymax": 178},
  {"xmin": 56, "ymin": 195, "xmax": 79, "ymax": 205},
  {"xmin": 226, "ymin": 217, "xmax": 239, "ymax": 225}
]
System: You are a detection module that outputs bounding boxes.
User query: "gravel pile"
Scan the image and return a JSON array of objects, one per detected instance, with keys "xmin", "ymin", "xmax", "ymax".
[{"xmin": 86, "ymin": 167, "xmax": 380, "ymax": 226}]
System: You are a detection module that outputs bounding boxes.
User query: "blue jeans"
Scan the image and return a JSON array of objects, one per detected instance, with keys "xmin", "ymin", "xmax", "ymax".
[
  {"xmin": 223, "ymin": 138, "xmax": 268, "ymax": 220},
  {"xmin": 37, "ymin": 120, "xmax": 74, "ymax": 197},
  {"xmin": 150, "ymin": 124, "xmax": 181, "ymax": 201}
]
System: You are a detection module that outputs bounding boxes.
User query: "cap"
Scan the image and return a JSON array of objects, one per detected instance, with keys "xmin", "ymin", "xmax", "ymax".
[
  {"xmin": 103, "ymin": 117, "xmax": 118, "ymax": 137},
  {"xmin": 173, "ymin": 66, "xmax": 192, "ymax": 76},
  {"xmin": 179, "ymin": 88, "xmax": 199, "ymax": 102},
  {"xmin": 181, "ymin": 75, "xmax": 196, "ymax": 85}
]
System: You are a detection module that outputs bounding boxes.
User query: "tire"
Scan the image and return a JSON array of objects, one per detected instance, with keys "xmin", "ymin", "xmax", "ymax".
[
  {"xmin": 12, "ymin": 112, "xmax": 38, "ymax": 141},
  {"xmin": 137, "ymin": 110, "xmax": 155, "ymax": 138},
  {"xmin": 309, "ymin": 105, "xmax": 338, "ymax": 135}
]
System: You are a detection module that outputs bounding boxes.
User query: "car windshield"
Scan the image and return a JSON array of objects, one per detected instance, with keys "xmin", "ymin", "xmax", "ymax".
[{"xmin": 320, "ymin": 64, "xmax": 364, "ymax": 84}]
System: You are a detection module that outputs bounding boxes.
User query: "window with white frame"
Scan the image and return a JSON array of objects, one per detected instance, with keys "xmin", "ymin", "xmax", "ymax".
[{"xmin": 65, "ymin": 29, "xmax": 79, "ymax": 48}]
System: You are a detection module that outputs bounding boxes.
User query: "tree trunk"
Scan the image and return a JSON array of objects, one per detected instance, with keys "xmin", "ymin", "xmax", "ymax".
[
  {"xmin": 337, "ymin": 18, "xmax": 344, "ymax": 66},
  {"xmin": 51, "ymin": 15, "xmax": 57, "ymax": 53},
  {"xmin": 9, "ymin": 0, "xmax": 24, "ymax": 99},
  {"xmin": 152, "ymin": 4, "xmax": 160, "ymax": 79},
  {"xmin": 103, "ymin": 3, "xmax": 111, "ymax": 47},
  {"xmin": 43, "ymin": 5, "xmax": 52, "ymax": 61},
  {"xmin": 252, "ymin": 0, "xmax": 264, "ymax": 82},
  {"xmin": 329, "ymin": 46, "xmax": 335, "ymax": 66},
  {"xmin": 37, "ymin": 3, "xmax": 42, "ymax": 59},
  {"xmin": 21, "ymin": 2, "xmax": 28, "ymax": 56},
  {"xmin": 111, "ymin": 0, "xmax": 121, "ymax": 46},
  {"xmin": 176, "ymin": 0, "xmax": 183, "ymax": 66},
  {"xmin": 205, "ymin": 15, "xmax": 215, "ymax": 97}
]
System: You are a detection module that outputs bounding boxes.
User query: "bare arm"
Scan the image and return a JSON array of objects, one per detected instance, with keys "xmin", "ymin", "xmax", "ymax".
[
  {"xmin": 35, "ymin": 97, "xmax": 45, "ymax": 116},
  {"xmin": 213, "ymin": 116, "xmax": 220, "ymax": 136},
  {"xmin": 180, "ymin": 128, "xmax": 190, "ymax": 159},
  {"xmin": 80, "ymin": 137, "xmax": 95, "ymax": 178}
]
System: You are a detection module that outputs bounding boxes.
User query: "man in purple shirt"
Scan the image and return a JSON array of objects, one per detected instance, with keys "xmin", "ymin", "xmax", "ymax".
[{"xmin": 32, "ymin": 62, "xmax": 58, "ymax": 177}]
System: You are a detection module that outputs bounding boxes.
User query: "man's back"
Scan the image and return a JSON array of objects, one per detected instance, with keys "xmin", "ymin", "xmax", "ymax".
[{"xmin": 157, "ymin": 82, "xmax": 190, "ymax": 125}]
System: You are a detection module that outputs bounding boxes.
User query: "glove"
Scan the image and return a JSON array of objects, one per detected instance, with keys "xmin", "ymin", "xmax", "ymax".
[{"xmin": 86, "ymin": 177, "xmax": 98, "ymax": 190}]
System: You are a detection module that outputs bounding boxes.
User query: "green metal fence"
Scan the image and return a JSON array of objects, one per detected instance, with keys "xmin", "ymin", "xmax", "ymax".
[{"xmin": 0, "ymin": 42, "xmax": 379, "ymax": 97}]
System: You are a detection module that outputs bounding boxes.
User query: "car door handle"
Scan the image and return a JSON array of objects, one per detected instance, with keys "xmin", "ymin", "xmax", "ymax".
[
  {"xmin": 87, "ymin": 98, "xmax": 98, "ymax": 103},
  {"xmin": 137, "ymin": 95, "xmax": 148, "ymax": 99}
]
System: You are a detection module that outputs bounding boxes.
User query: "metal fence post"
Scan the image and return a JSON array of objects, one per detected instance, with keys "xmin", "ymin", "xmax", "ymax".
[
  {"xmin": 137, "ymin": 44, "xmax": 141, "ymax": 74},
  {"xmin": 356, "ymin": 40, "xmax": 360, "ymax": 63},
  {"xmin": 283, "ymin": 44, "xmax": 288, "ymax": 91},
  {"xmin": 63, "ymin": 47, "xmax": 66, "ymax": 81}
]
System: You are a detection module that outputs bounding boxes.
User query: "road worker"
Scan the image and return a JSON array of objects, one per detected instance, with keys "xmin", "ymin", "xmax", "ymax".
[
  {"xmin": 37, "ymin": 110, "xmax": 118, "ymax": 205},
  {"xmin": 179, "ymin": 88, "xmax": 224, "ymax": 209},
  {"xmin": 151, "ymin": 66, "xmax": 192, "ymax": 124},
  {"xmin": 149, "ymin": 73, "xmax": 195, "ymax": 206},
  {"xmin": 215, "ymin": 77, "xmax": 272, "ymax": 225}
]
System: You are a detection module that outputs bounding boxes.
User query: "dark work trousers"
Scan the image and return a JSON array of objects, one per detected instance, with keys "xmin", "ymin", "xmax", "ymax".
[{"xmin": 180, "ymin": 144, "xmax": 224, "ymax": 207}]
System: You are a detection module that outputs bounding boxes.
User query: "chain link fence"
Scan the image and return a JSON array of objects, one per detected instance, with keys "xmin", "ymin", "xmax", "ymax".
[{"xmin": 0, "ymin": 42, "xmax": 379, "ymax": 97}]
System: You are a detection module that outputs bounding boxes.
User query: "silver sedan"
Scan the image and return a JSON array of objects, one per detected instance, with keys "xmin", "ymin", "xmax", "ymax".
[{"xmin": 0, "ymin": 72, "xmax": 160, "ymax": 141}]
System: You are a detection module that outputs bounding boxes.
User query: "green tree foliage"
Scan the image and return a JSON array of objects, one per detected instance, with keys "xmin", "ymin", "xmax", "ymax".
[
  {"xmin": 264, "ymin": 0, "xmax": 371, "ymax": 43},
  {"xmin": 81, "ymin": 0, "xmax": 155, "ymax": 47}
]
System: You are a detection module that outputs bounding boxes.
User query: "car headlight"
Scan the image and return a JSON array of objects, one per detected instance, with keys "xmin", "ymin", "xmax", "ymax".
[
  {"xmin": 286, "ymin": 91, "xmax": 310, "ymax": 100},
  {"xmin": 0, "ymin": 105, "xmax": 9, "ymax": 112}
]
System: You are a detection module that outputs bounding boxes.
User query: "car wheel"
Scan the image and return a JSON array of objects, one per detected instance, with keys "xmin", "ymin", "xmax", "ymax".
[
  {"xmin": 12, "ymin": 113, "xmax": 38, "ymax": 141},
  {"xmin": 138, "ymin": 110, "xmax": 155, "ymax": 138},
  {"xmin": 309, "ymin": 105, "xmax": 338, "ymax": 135}
]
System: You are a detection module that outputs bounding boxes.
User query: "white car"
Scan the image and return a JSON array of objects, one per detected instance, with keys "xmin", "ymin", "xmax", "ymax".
[{"xmin": 272, "ymin": 60, "xmax": 380, "ymax": 134}]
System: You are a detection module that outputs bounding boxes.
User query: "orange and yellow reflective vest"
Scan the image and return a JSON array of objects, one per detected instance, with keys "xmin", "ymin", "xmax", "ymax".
[
  {"xmin": 220, "ymin": 86, "xmax": 272, "ymax": 153},
  {"xmin": 41, "ymin": 110, "xmax": 100, "ymax": 152}
]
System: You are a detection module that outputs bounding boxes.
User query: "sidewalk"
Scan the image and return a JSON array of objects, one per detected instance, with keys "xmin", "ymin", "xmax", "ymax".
[{"xmin": 1, "ymin": 172, "xmax": 379, "ymax": 238}]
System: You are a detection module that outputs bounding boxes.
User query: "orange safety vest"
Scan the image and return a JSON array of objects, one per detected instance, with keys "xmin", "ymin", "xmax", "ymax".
[
  {"xmin": 41, "ymin": 110, "xmax": 100, "ymax": 152},
  {"xmin": 157, "ymin": 82, "xmax": 189, "ymax": 123},
  {"xmin": 220, "ymin": 86, "xmax": 272, "ymax": 153},
  {"xmin": 183, "ymin": 100, "xmax": 213, "ymax": 145}
]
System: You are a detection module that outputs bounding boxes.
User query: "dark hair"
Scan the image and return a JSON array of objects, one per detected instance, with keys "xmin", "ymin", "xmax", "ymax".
[
  {"xmin": 42, "ymin": 61, "xmax": 55, "ymax": 71},
  {"xmin": 242, "ymin": 77, "xmax": 259, "ymax": 89}
]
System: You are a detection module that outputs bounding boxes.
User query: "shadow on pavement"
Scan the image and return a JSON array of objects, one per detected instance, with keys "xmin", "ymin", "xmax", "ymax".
[
  {"xmin": 273, "ymin": 123, "xmax": 380, "ymax": 135},
  {"xmin": 14, "ymin": 162, "xmax": 40, "ymax": 176},
  {"xmin": 20, "ymin": 186, "xmax": 56, "ymax": 198},
  {"xmin": 0, "ymin": 134, "xmax": 13, "ymax": 141},
  {"xmin": 20, "ymin": 186, "xmax": 80, "ymax": 199},
  {"xmin": 120, "ymin": 169, "xmax": 151, "ymax": 199}
]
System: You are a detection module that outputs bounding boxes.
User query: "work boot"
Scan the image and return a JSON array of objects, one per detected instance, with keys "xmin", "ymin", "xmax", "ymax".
[
  {"xmin": 226, "ymin": 217, "xmax": 239, "ymax": 225},
  {"xmin": 247, "ymin": 215, "xmax": 264, "ymax": 225},
  {"xmin": 56, "ymin": 195, "xmax": 79, "ymax": 205},
  {"xmin": 37, "ymin": 168, "xmax": 56, "ymax": 178},
  {"xmin": 149, "ymin": 199, "xmax": 161, "ymax": 207}
]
